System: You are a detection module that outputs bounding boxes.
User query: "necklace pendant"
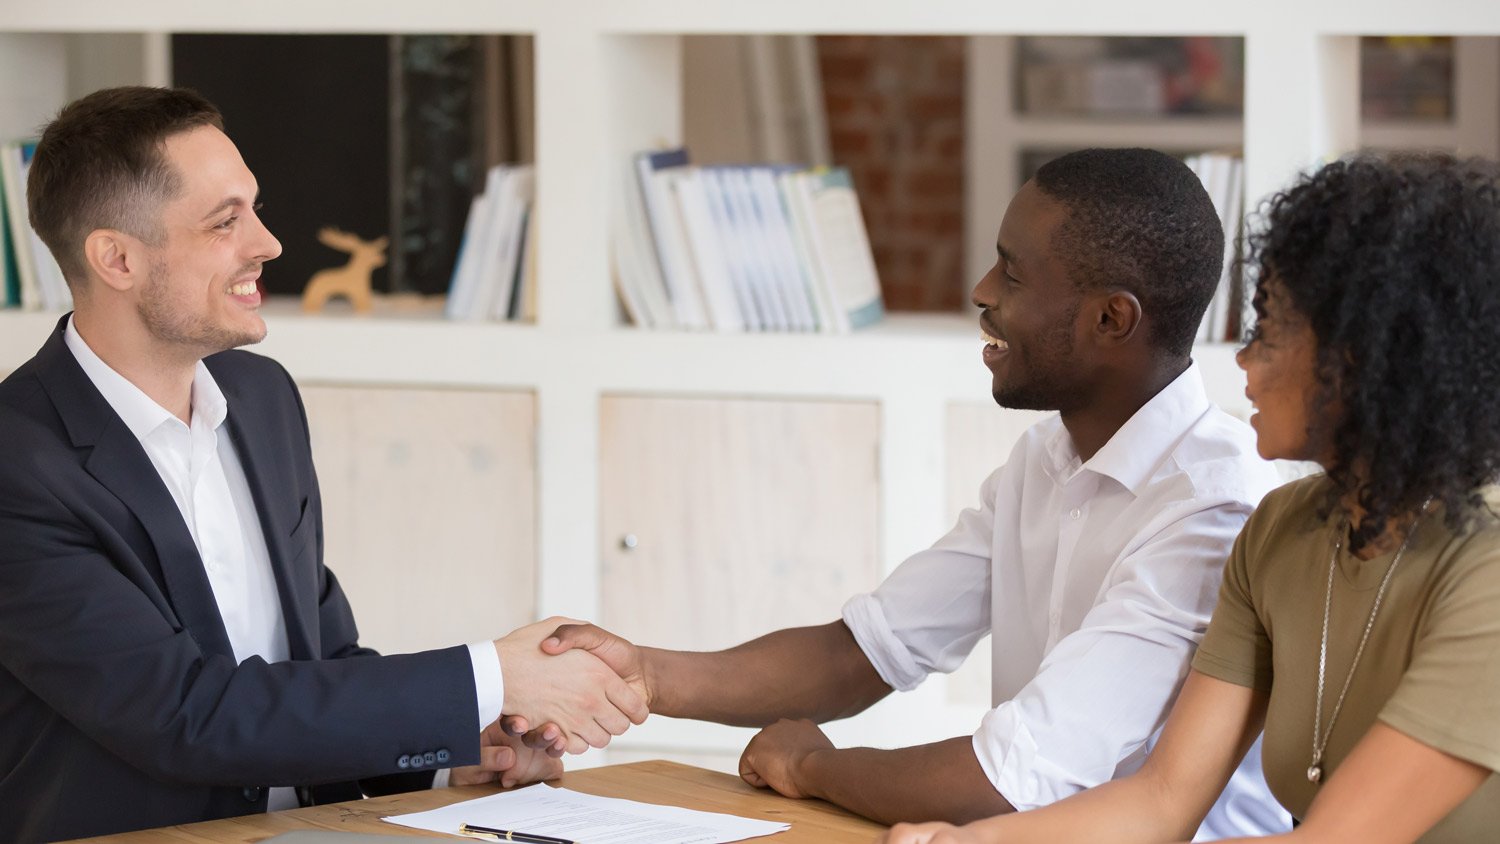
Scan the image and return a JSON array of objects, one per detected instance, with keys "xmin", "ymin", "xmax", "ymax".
[{"xmin": 1307, "ymin": 764, "xmax": 1322, "ymax": 783}]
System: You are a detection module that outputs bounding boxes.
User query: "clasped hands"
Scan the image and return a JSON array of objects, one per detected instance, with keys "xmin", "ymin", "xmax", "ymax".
[
  {"xmin": 493, "ymin": 620, "xmax": 835, "ymax": 802},
  {"xmin": 492, "ymin": 618, "xmax": 653, "ymax": 758},
  {"xmin": 452, "ymin": 617, "xmax": 647, "ymax": 788}
]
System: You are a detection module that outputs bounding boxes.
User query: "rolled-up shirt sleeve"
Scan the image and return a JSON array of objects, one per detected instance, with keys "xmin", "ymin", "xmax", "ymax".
[
  {"xmin": 843, "ymin": 467, "xmax": 1001, "ymax": 691},
  {"xmin": 973, "ymin": 494, "xmax": 1254, "ymax": 810}
]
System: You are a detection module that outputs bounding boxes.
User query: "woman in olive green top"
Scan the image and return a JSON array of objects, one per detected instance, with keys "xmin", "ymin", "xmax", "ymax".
[{"xmin": 879, "ymin": 153, "xmax": 1500, "ymax": 844}]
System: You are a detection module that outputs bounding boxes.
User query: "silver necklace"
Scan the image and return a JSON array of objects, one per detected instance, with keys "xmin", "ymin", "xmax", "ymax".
[{"xmin": 1307, "ymin": 500, "xmax": 1430, "ymax": 784}]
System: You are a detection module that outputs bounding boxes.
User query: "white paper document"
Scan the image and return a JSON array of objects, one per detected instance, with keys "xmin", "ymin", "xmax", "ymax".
[{"xmin": 383, "ymin": 784, "xmax": 789, "ymax": 844}]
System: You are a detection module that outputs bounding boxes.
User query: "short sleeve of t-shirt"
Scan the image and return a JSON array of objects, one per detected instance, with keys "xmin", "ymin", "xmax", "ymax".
[
  {"xmin": 1379, "ymin": 533, "xmax": 1500, "ymax": 775},
  {"xmin": 1192, "ymin": 504, "xmax": 1274, "ymax": 691}
]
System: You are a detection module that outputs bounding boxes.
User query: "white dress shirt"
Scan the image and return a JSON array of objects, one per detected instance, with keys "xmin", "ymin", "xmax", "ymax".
[
  {"xmin": 64, "ymin": 318, "xmax": 503, "ymax": 807},
  {"xmin": 842, "ymin": 362, "xmax": 1290, "ymax": 839}
]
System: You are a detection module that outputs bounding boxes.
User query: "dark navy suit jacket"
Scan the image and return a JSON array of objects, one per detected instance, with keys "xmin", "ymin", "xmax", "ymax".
[{"xmin": 0, "ymin": 318, "xmax": 479, "ymax": 842}]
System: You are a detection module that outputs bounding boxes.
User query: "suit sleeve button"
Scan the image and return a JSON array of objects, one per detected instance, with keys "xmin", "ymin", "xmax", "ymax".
[
  {"xmin": 423, "ymin": 751, "xmax": 437, "ymax": 766},
  {"xmin": 397, "ymin": 754, "xmax": 411, "ymax": 769},
  {"xmin": 436, "ymin": 749, "xmax": 451, "ymax": 764}
]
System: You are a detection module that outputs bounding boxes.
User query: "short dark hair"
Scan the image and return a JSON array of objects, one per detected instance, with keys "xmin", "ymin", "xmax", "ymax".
[
  {"xmin": 27, "ymin": 86, "xmax": 224, "ymax": 288},
  {"xmin": 1033, "ymin": 148, "xmax": 1224, "ymax": 357},
  {"xmin": 1250, "ymin": 152, "xmax": 1500, "ymax": 550}
]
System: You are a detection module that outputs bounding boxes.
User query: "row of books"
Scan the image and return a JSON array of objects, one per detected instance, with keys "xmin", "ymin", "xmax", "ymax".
[
  {"xmin": 615, "ymin": 149, "xmax": 885, "ymax": 333},
  {"xmin": 445, "ymin": 163, "xmax": 537, "ymax": 321},
  {"xmin": 1, "ymin": 140, "xmax": 71, "ymax": 312},
  {"xmin": 1187, "ymin": 152, "xmax": 1245, "ymax": 343}
]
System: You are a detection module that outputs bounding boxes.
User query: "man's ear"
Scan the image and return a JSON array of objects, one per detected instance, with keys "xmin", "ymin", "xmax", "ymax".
[
  {"xmin": 83, "ymin": 229, "xmax": 143, "ymax": 294},
  {"xmin": 1095, "ymin": 289, "xmax": 1143, "ymax": 345}
]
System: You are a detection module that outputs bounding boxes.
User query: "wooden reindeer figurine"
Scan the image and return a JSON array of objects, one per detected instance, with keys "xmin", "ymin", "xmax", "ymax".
[{"xmin": 301, "ymin": 227, "xmax": 388, "ymax": 314}]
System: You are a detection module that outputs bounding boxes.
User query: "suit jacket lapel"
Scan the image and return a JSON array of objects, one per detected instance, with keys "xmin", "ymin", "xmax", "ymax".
[
  {"xmin": 83, "ymin": 425, "xmax": 237, "ymax": 659},
  {"xmin": 33, "ymin": 318, "xmax": 236, "ymax": 660},
  {"xmin": 216, "ymin": 373, "xmax": 317, "ymax": 661}
]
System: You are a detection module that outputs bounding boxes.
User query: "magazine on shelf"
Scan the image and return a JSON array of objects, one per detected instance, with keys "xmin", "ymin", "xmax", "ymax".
[
  {"xmin": 748, "ymin": 166, "xmax": 818, "ymax": 332},
  {"xmin": 637, "ymin": 148, "xmax": 709, "ymax": 330},
  {"xmin": 705, "ymin": 166, "xmax": 782, "ymax": 331},
  {"xmin": 613, "ymin": 157, "xmax": 676, "ymax": 329},
  {"xmin": 670, "ymin": 168, "xmax": 746, "ymax": 332},
  {"xmin": 777, "ymin": 169, "xmax": 843, "ymax": 334},
  {"xmin": 614, "ymin": 151, "xmax": 886, "ymax": 334},
  {"xmin": 794, "ymin": 167, "xmax": 884, "ymax": 331},
  {"xmin": 1186, "ymin": 151, "xmax": 1244, "ymax": 343},
  {"xmin": 483, "ymin": 166, "xmax": 535, "ymax": 321},
  {"xmin": 718, "ymin": 166, "xmax": 791, "ymax": 331},
  {"xmin": 445, "ymin": 163, "xmax": 536, "ymax": 322}
]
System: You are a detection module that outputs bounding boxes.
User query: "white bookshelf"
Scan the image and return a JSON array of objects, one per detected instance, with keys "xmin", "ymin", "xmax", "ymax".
[
  {"xmin": 965, "ymin": 35, "xmax": 1500, "ymax": 285},
  {"xmin": 964, "ymin": 35, "xmax": 1247, "ymax": 285},
  {"xmin": 2, "ymin": 0, "xmax": 1498, "ymax": 769}
]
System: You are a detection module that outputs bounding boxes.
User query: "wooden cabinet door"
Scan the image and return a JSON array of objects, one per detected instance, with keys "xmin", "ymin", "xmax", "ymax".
[
  {"xmin": 599, "ymin": 396, "xmax": 880, "ymax": 651},
  {"xmin": 300, "ymin": 385, "xmax": 536, "ymax": 655}
]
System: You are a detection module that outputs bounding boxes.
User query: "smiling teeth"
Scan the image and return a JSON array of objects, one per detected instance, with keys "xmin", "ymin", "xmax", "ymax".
[
  {"xmin": 981, "ymin": 331, "xmax": 1008, "ymax": 349},
  {"xmin": 230, "ymin": 281, "xmax": 257, "ymax": 296}
]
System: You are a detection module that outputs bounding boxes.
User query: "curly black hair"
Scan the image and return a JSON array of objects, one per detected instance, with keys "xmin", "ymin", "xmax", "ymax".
[
  {"xmin": 1033, "ymin": 148, "xmax": 1224, "ymax": 358},
  {"xmin": 1250, "ymin": 153, "xmax": 1500, "ymax": 549}
]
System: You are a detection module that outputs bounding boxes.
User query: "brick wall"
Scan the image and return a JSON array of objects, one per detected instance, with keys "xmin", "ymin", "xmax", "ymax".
[{"xmin": 817, "ymin": 35, "xmax": 967, "ymax": 312}]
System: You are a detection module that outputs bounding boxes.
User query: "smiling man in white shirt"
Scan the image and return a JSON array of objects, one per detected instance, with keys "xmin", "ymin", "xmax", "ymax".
[
  {"xmin": 0, "ymin": 87, "xmax": 641, "ymax": 843},
  {"xmin": 512, "ymin": 148, "xmax": 1290, "ymax": 838}
]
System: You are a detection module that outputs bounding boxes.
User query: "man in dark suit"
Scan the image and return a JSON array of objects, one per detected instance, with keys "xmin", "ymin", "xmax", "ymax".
[{"xmin": 0, "ymin": 87, "xmax": 643, "ymax": 843}]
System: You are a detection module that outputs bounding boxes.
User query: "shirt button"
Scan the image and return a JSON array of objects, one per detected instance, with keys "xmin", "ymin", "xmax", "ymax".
[{"xmin": 1070, "ymin": 508, "xmax": 1082, "ymax": 520}]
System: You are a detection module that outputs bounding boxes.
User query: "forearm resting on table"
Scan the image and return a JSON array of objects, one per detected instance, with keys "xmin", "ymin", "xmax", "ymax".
[
  {"xmin": 649, "ymin": 621, "xmax": 891, "ymax": 726},
  {"xmin": 807, "ymin": 737, "xmax": 1015, "ymax": 826},
  {"xmin": 942, "ymin": 767, "xmax": 1200, "ymax": 843}
]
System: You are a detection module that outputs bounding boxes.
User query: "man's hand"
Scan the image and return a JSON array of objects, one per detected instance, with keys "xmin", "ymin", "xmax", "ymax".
[
  {"xmin": 450, "ymin": 719, "xmax": 563, "ymax": 788},
  {"xmin": 540, "ymin": 622, "xmax": 653, "ymax": 706},
  {"xmin": 502, "ymin": 622, "xmax": 653, "ymax": 752},
  {"xmin": 738, "ymin": 718, "xmax": 834, "ymax": 799},
  {"xmin": 875, "ymin": 822, "xmax": 983, "ymax": 844},
  {"xmin": 498, "ymin": 714, "xmax": 567, "ymax": 757},
  {"xmin": 494, "ymin": 617, "xmax": 649, "ymax": 754}
]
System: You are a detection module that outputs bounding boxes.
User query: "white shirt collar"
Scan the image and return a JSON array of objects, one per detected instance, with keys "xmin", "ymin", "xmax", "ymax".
[
  {"xmin": 1042, "ymin": 361, "xmax": 1212, "ymax": 495},
  {"xmin": 64, "ymin": 315, "xmax": 229, "ymax": 439}
]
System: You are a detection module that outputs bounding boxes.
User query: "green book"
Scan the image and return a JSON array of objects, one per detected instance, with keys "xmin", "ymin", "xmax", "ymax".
[{"xmin": 0, "ymin": 182, "xmax": 17, "ymax": 308}]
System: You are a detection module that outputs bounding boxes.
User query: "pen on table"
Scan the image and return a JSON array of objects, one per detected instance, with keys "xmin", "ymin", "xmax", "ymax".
[{"xmin": 458, "ymin": 822, "xmax": 578, "ymax": 844}]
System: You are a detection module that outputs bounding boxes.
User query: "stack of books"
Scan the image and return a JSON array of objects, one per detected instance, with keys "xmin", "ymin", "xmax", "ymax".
[
  {"xmin": 615, "ymin": 148, "xmax": 884, "ymax": 333},
  {"xmin": 445, "ymin": 163, "xmax": 536, "ymax": 321},
  {"xmin": 1186, "ymin": 151, "xmax": 1245, "ymax": 343},
  {"xmin": 1, "ymin": 139, "xmax": 71, "ymax": 311}
]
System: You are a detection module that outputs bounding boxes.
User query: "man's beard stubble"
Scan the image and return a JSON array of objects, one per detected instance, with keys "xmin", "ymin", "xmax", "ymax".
[
  {"xmin": 992, "ymin": 309, "xmax": 1081, "ymax": 412},
  {"xmin": 137, "ymin": 258, "xmax": 266, "ymax": 356}
]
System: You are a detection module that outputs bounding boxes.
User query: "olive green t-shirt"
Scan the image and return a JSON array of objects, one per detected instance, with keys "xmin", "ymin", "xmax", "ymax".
[{"xmin": 1193, "ymin": 475, "xmax": 1500, "ymax": 841}]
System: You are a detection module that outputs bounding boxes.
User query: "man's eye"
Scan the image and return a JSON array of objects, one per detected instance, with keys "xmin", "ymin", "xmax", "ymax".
[{"xmin": 215, "ymin": 216, "xmax": 238, "ymax": 230}]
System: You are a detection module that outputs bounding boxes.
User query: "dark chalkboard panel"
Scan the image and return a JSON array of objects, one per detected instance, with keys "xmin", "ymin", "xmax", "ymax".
[{"xmin": 173, "ymin": 34, "xmax": 392, "ymax": 296}]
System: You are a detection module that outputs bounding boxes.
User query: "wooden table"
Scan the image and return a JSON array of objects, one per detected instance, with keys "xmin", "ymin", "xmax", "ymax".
[{"xmin": 69, "ymin": 761, "xmax": 889, "ymax": 843}]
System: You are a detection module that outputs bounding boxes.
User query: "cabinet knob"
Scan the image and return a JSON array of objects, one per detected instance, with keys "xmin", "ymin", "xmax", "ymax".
[{"xmin": 619, "ymin": 534, "xmax": 639, "ymax": 551}]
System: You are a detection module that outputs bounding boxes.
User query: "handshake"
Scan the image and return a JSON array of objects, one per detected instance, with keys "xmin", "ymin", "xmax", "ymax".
[{"xmin": 492, "ymin": 617, "xmax": 652, "ymax": 756}]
